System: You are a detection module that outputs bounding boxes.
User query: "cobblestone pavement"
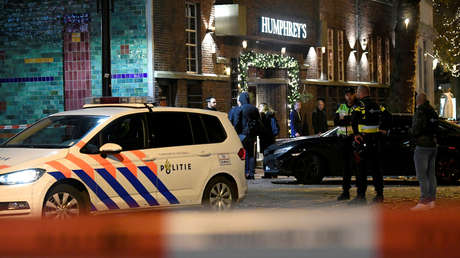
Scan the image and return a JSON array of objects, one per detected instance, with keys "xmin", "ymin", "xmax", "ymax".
[{"xmin": 235, "ymin": 170, "xmax": 460, "ymax": 210}]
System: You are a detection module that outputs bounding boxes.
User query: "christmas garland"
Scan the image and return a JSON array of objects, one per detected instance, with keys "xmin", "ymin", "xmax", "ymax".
[{"xmin": 238, "ymin": 51, "xmax": 301, "ymax": 105}]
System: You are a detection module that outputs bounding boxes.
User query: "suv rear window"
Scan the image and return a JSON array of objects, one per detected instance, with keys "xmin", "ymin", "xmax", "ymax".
[
  {"xmin": 201, "ymin": 114, "xmax": 227, "ymax": 143},
  {"xmin": 148, "ymin": 112, "xmax": 194, "ymax": 148},
  {"xmin": 189, "ymin": 113, "xmax": 227, "ymax": 144}
]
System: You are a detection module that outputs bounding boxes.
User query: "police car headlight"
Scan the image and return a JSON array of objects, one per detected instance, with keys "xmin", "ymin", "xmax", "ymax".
[
  {"xmin": 0, "ymin": 169, "xmax": 46, "ymax": 185},
  {"xmin": 274, "ymin": 146, "xmax": 294, "ymax": 155}
]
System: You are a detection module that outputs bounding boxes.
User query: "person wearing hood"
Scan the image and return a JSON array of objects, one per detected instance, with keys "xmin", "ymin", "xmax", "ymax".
[
  {"xmin": 258, "ymin": 103, "xmax": 279, "ymax": 152},
  {"xmin": 236, "ymin": 92, "xmax": 262, "ymax": 180}
]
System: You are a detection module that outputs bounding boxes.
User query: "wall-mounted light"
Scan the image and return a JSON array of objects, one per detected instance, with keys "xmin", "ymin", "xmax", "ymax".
[
  {"xmin": 351, "ymin": 50, "xmax": 357, "ymax": 54},
  {"xmin": 321, "ymin": 47, "xmax": 326, "ymax": 54},
  {"xmin": 242, "ymin": 40, "xmax": 247, "ymax": 49},
  {"xmin": 225, "ymin": 66, "xmax": 231, "ymax": 76},
  {"xmin": 404, "ymin": 18, "xmax": 410, "ymax": 29},
  {"xmin": 206, "ymin": 26, "xmax": 216, "ymax": 34},
  {"xmin": 433, "ymin": 58, "xmax": 439, "ymax": 70},
  {"xmin": 363, "ymin": 51, "xmax": 369, "ymax": 55},
  {"xmin": 281, "ymin": 47, "xmax": 286, "ymax": 55}
]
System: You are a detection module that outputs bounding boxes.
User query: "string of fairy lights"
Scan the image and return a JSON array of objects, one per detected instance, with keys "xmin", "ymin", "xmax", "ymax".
[
  {"xmin": 238, "ymin": 51, "xmax": 301, "ymax": 106},
  {"xmin": 434, "ymin": 0, "xmax": 460, "ymax": 77}
]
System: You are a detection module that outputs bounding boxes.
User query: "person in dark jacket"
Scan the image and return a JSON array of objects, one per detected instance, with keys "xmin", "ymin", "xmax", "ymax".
[
  {"xmin": 312, "ymin": 98, "xmax": 328, "ymax": 134},
  {"xmin": 411, "ymin": 93, "xmax": 438, "ymax": 211},
  {"xmin": 290, "ymin": 101, "xmax": 308, "ymax": 137},
  {"xmin": 228, "ymin": 102, "xmax": 241, "ymax": 133},
  {"xmin": 258, "ymin": 103, "xmax": 280, "ymax": 152},
  {"xmin": 236, "ymin": 92, "xmax": 262, "ymax": 180}
]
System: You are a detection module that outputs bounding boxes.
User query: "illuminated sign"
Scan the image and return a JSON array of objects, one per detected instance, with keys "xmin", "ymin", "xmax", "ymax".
[{"xmin": 260, "ymin": 16, "xmax": 307, "ymax": 39}]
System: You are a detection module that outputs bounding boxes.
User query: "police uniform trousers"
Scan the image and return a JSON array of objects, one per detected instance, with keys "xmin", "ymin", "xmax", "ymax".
[
  {"xmin": 339, "ymin": 136, "xmax": 354, "ymax": 192},
  {"xmin": 356, "ymin": 133, "xmax": 383, "ymax": 197}
]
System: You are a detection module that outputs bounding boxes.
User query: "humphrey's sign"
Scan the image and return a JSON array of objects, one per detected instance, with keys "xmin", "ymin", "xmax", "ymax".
[{"xmin": 260, "ymin": 16, "xmax": 307, "ymax": 39}]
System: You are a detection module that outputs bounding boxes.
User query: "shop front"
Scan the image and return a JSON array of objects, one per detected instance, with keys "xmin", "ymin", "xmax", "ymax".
[{"xmin": 214, "ymin": 1, "xmax": 319, "ymax": 137}]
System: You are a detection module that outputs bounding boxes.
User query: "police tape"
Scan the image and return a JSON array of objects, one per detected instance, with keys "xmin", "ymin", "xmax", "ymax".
[
  {"xmin": 0, "ymin": 124, "xmax": 30, "ymax": 130},
  {"xmin": 0, "ymin": 207, "xmax": 460, "ymax": 258}
]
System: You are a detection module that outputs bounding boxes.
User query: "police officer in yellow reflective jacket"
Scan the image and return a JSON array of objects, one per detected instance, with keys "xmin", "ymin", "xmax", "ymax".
[
  {"xmin": 350, "ymin": 86, "xmax": 391, "ymax": 204},
  {"xmin": 334, "ymin": 87, "xmax": 357, "ymax": 201}
]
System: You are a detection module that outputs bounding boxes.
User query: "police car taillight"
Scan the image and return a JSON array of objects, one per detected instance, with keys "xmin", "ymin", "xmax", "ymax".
[
  {"xmin": 85, "ymin": 96, "xmax": 155, "ymax": 104},
  {"xmin": 238, "ymin": 148, "xmax": 246, "ymax": 160}
]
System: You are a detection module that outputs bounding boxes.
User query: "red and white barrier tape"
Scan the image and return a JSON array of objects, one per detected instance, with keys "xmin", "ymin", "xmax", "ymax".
[
  {"xmin": 0, "ymin": 207, "xmax": 459, "ymax": 257},
  {"xmin": 0, "ymin": 124, "xmax": 30, "ymax": 130}
]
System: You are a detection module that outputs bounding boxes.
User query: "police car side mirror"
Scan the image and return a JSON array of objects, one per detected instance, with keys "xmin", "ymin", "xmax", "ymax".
[{"xmin": 99, "ymin": 143, "xmax": 122, "ymax": 157}]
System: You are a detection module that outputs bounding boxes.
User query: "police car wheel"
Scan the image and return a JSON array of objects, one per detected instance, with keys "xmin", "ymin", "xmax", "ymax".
[
  {"xmin": 202, "ymin": 176, "xmax": 237, "ymax": 211},
  {"xmin": 295, "ymin": 154, "xmax": 324, "ymax": 184},
  {"xmin": 43, "ymin": 184, "xmax": 88, "ymax": 219}
]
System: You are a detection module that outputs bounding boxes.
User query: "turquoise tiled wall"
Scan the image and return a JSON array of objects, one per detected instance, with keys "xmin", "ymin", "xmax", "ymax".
[{"xmin": 0, "ymin": 0, "xmax": 148, "ymax": 127}]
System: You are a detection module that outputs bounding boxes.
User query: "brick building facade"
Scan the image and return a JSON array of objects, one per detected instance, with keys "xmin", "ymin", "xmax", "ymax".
[
  {"xmin": 154, "ymin": 0, "xmax": 395, "ymax": 136},
  {"xmin": 0, "ymin": 0, "xmax": 407, "ymax": 138}
]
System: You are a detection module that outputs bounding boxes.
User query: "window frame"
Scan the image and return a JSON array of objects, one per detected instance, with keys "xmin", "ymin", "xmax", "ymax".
[
  {"xmin": 185, "ymin": 2, "xmax": 199, "ymax": 74},
  {"xmin": 327, "ymin": 28, "xmax": 335, "ymax": 81}
]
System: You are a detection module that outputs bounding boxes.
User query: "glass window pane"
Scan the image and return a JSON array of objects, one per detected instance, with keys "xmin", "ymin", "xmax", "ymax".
[
  {"xmin": 202, "ymin": 115, "xmax": 227, "ymax": 143},
  {"xmin": 190, "ymin": 4, "xmax": 195, "ymax": 17},
  {"xmin": 96, "ymin": 114, "xmax": 146, "ymax": 151},
  {"xmin": 6, "ymin": 115, "xmax": 108, "ymax": 148},
  {"xmin": 148, "ymin": 112, "xmax": 193, "ymax": 148},
  {"xmin": 189, "ymin": 114, "xmax": 208, "ymax": 144},
  {"xmin": 190, "ymin": 18, "xmax": 196, "ymax": 30}
]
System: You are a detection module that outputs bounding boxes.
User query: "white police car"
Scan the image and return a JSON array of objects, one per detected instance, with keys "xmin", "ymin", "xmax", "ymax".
[{"xmin": 0, "ymin": 98, "xmax": 247, "ymax": 218}]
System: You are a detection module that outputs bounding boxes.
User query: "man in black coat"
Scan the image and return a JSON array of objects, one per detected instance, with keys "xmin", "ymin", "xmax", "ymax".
[
  {"xmin": 236, "ymin": 92, "xmax": 262, "ymax": 180},
  {"xmin": 290, "ymin": 101, "xmax": 308, "ymax": 137},
  {"xmin": 312, "ymin": 98, "xmax": 328, "ymax": 134}
]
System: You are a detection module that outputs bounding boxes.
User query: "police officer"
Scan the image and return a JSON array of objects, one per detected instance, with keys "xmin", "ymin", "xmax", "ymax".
[
  {"xmin": 350, "ymin": 86, "xmax": 390, "ymax": 204},
  {"xmin": 334, "ymin": 87, "xmax": 357, "ymax": 200}
]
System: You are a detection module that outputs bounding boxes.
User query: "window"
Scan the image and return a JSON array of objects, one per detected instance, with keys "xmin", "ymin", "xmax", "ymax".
[
  {"xmin": 189, "ymin": 113, "xmax": 227, "ymax": 144},
  {"xmin": 385, "ymin": 38, "xmax": 391, "ymax": 84},
  {"xmin": 201, "ymin": 114, "xmax": 227, "ymax": 143},
  {"xmin": 327, "ymin": 28, "xmax": 334, "ymax": 81},
  {"xmin": 148, "ymin": 112, "xmax": 193, "ymax": 148},
  {"xmin": 189, "ymin": 113, "xmax": 208, "ymax": 145},
  {"xmin": 337, "ymin": 30, "xmax": 345, "ymax": 81},
  {"xmin": 186, "ymin": 2, "xmax": 198, "ymax": 73},
  {"xmin": 6, "ymin": 115, "xmax": 107, "ymax": 149},
  {"xmin": 82, "ymin": 114, "xmax": 147, "ymax": 153},
  {"xmin": 187, "ymin": 82, "xmax": 202, "ymax": 108},
  {"xmin": 377, "ymin": 36, "xmax": 383, "ymax": 84}
]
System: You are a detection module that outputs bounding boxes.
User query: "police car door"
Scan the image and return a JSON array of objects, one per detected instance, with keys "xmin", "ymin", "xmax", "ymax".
[
  {"xmin": 79, "ymin": 113, "xmax": 160, "ymax": 211},
  {"xmin": 145, "ymin": 111, "xmax": 208, "ymax": 206}
]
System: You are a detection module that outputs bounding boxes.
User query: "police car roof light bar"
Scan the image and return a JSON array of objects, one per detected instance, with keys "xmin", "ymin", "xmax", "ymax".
[
  {"xmin": 83, "ymin": 97, "xmax": 158, "ymax": 109},
  {"xmin": 85, "ymin": 96, "xmax": 156, "ymax": 105}
]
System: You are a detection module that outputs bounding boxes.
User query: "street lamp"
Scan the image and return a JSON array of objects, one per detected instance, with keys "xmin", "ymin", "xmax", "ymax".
[{"xmin": 242, "ymin": 40, "xmax": 247, "ymax": 49}]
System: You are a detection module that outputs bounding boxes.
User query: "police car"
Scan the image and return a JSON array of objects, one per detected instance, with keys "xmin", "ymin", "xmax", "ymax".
[{"xmin": 0, "ymin": 97, "xmax": 247, "ymax": 218}]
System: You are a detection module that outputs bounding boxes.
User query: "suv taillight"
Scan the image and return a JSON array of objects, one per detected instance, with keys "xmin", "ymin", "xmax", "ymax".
[{"xmin": 238, "ymin": 148, "xmax": 246, "ymax": 160}]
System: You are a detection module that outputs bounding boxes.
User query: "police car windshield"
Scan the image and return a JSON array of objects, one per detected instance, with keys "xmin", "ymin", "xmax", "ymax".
[{"xmin": 3, "ymin": 115, "xmax": 108, "ymax": 148}]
